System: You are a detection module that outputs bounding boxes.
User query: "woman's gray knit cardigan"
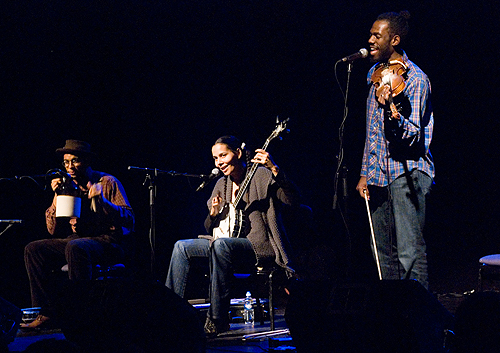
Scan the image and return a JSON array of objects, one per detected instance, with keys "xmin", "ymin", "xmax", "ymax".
[{"xmin": 203, "ymin": 167, "xmax": 300, "ymax": 273}]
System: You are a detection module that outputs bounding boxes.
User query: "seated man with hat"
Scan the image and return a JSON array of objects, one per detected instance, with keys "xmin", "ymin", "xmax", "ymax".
[{"xmin": 22, "ymin": 140, "xmax": 135, "ymax": 329}]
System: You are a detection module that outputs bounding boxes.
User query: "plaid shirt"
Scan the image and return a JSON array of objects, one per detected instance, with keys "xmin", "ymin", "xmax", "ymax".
[
  {"xmin": 46, "ymin": 170, "xmax": 134, "ymax": 242},
  {"xmin": 360, "ymin": 51, "xmax": 434, "ymax": 187}
]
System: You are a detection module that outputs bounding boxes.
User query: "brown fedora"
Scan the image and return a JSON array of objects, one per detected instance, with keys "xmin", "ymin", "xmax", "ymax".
[{"xmin": 55, "ymin": 140, "xmax": 96, "ymax": 156}]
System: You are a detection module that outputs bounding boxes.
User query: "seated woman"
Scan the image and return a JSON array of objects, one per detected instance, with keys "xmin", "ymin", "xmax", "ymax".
[{"xmin": 165, "ymin": 135, "xmax": 300, "ymax": 336}]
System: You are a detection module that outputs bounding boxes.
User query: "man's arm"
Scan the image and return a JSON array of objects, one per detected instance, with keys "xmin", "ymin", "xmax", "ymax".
[{"xmin": 91, "ymin": 176, "xmax": 134, "ymax": 230}]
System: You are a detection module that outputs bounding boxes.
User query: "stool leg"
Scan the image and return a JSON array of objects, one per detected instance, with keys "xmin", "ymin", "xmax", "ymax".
[
  {"xmin": 478, "ymin": 265, "xmax": 483, "ymax": 292},
  {"xmin": 254, "ymin": 271, "xmax": 266, "ymax": 325},
  {"xmin": 477, "ymin": 264, "xmax": 483, "ymax": 292},
  {"xmin": 269, "ymin": 270, "xmax": 275, "ymax": 331}
]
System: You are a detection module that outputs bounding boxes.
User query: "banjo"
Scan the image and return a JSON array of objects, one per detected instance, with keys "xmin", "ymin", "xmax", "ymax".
[{"xmin": 229, "ymin": 118, "xmax": 289, "ymax": 238}]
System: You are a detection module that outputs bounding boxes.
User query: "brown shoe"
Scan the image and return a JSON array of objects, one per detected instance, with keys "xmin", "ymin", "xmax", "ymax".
[
  {"xmin": 204, "ymin": 317, "xmax": 230, "ymax": 338},
  {"xmin": 20, "ymin": 314, "xmax": 51, "ymax": 329}
]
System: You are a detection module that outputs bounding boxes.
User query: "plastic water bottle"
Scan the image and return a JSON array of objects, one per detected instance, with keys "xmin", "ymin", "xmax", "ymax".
[{"xmin": 243, "ymin": 291, "xmax": 254, "ymax": 325}]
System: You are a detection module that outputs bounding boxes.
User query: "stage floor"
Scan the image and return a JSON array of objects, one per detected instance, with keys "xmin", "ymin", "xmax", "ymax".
[
  {"xmin": 7, "ymin": 290, "xmax": 470, "ymax": 352},
  {"xmin": 9, "ymin": 309, "xmax": 292, "ymax": 352}
]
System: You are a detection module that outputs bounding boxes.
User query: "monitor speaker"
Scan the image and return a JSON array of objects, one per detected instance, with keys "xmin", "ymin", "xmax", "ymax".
[
  {"xmin": 58, "ymin": 278, "xmax": 206, "ymax": 353},
  {"xmin": 0, "ymin": 296, "xmax": 21, "ymax": 349},
  {"xmin": 285, "ymin": 279, "xmax": 453, "ymax": 353}
]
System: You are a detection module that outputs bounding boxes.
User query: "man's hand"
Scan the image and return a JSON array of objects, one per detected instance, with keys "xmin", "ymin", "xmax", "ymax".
[
  {"xmin": 50, "ymin": 178, "xmax": 62, "ymax": 192},
  {"xmin": 356, "ymin": 176, "xmax": 370, "ymax": 200},
  {"xmin": 87, "ymin": 181, "xmax": 102, "ymax": 199},
  {"xmin": 376, "ymin": 84, "xmax": 392, "ymax": 105}
]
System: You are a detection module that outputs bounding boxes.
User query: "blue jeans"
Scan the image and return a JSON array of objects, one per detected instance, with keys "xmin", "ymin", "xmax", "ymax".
[
  {"xmin": 370, "ymin": 170, "xmax": 432, "ymax": 289},
  {"xmin": 165, "ymin": 239, "xmax": 211, "ymax": 298},
  {"xmin": 165, "ymin": 237, "xmax": 256, "ymax": 321}
]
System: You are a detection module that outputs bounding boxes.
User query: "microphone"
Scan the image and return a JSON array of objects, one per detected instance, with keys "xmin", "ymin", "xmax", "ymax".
[
  {"xmin": 340, "ymin": 48, "xmax": 369, "ymax": 62},
  {"xmin": 47, "ymin": 169, "xmax": 72, "ymax": 183},
  {"xmin": 0, "ymin": 220, "xmax": 22, "ymax": 224},
  {"xmin": 196, "ymin": 168, "xmax": 221, "ymax": 192}
]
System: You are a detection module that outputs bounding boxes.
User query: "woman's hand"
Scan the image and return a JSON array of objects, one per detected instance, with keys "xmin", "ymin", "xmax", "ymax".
[
  {"xmin": 252, "ymin": 149, "xmax": 279, "ymax": 176},
  {"xmin": 210, "ymin": 194, "xmax": 223, "ymax": 217}
]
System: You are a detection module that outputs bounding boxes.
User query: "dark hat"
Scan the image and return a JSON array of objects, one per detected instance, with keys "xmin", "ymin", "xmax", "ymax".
[{"xmin": 55, "ymin": 140, "xmax": 95, "ymax": 156}]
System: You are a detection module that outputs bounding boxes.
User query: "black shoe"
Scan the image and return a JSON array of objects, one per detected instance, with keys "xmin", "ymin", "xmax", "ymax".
[{"xmin": 204, "ymin": 317, "xmax": 230, "ymax": 338}]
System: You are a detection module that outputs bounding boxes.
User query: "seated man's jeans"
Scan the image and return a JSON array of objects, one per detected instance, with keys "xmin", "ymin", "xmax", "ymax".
[{"xmin": 166, "ymin": 237, "xmax": 256, "ymax": 321}]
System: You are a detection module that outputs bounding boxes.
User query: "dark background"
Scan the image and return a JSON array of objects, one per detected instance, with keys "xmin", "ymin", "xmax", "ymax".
[{"xmin": 1, "ymin": 0, "xmax": 498, "ymax": 309}]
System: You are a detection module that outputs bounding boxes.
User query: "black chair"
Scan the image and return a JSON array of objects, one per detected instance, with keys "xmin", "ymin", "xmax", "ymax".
[
  {"xmin": 233, "ymin": 204, "xmax": 316, "ymax": 331},
  {"xmin": 185, "ymin": 204, "xmax": 316, "ymax": 330},
  {"xmin": 60, "ymin": 262, "xmax": 127, "ymax": 280},
  {"xmin": 478, "ymin": 254, "xmax": 500, "ymax": 291},
  {"xmin": 59, "ymin": 240, "xmax": 134, "ymax": 281}
]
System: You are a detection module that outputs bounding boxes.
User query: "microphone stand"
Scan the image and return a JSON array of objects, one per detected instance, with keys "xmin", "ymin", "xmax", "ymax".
[
  {"xmin": 332, "ymin": 61, "xmax": 353, "ymax": 210},
  {"xmin": 332, "ymin": 60, "xmax": 357, "ymax": 279},
  {"xmin": 0, "ymin": 221, "xmax": 22, "ymax": 237},
  {"xmin": 144, "ymin": 171, "xmax": 157, "ymax": 278},
  {"xmin": 128, "ymin": 166, "xmax": 206, "ymax": 279}
]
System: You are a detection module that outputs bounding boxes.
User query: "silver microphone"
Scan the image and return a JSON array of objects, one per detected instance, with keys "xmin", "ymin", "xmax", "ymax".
[
  {"xmin": 196, "ymin": 168, "xmax": 221, "ymax": 191},
  {"xmin": 340, "ymin": 48, "xmax": 369, "ymax": 62}
]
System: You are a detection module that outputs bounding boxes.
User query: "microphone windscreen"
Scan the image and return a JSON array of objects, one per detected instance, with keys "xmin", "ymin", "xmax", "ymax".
[{"xmin": 211, "ymin": 168, "xmax": 221, "ymax": 176}]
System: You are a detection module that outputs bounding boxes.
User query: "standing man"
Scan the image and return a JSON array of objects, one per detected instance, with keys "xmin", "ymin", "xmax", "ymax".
[
  {"xmin": 22, "ymin": 140, "xmax": 135, "ymax": 328},
  {"xmin": 356, "ymin": 11, "xmax": 434, "ymax": 289}
]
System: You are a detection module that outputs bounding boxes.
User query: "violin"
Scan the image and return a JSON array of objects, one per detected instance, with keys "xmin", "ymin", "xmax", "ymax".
[{"xmin": 371, "ymin": 60, "xmax": 408, "ymax": 119}]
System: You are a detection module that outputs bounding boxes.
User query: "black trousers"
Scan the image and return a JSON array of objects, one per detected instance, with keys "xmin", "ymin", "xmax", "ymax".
[{"xmin": 24, "ymin": 234, "xmax": 123, "ymax": 314}]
